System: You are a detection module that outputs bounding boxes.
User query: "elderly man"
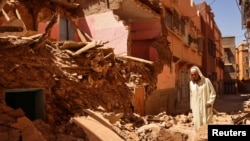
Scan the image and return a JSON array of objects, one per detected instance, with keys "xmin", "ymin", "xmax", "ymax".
[{"xmin": 189, "ymin": 66, "xmax": 216, "ymax": 131}]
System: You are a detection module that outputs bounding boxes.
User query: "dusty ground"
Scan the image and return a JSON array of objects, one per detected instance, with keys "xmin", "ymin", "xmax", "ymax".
[
  {"xmin": 214, "ymin": 94, "xmax": 250, "ymax": 114},
  {"xmin": 1, "ymin": 1, "xmax": 250, "ymax": 141},
  {"xmin": 82, "ymin": 93, "xmax": 250, "ymax": 141},
  {"xmin": 169, "ymin": 93, "xmax": 250, "ymax": 141},
  {"xmin": 1, "ymin": 93, "xmax": 250, "ymax": 141}
]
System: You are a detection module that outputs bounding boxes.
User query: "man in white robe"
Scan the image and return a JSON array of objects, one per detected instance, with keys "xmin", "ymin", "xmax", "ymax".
[{"xmin": 189, "ymin": 66, "xmax": 216, "ymax": 131}]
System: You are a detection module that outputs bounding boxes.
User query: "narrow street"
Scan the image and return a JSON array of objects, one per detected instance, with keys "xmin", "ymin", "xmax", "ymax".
[
  {"xmin": 172, "ymin": 93, "xmax": 250, "ymax": 140},
  {"xmin": 174, "ymin": 93, "xmax": 250, "ymax": 117},
  {"xmin": 0, "ymin": 0, "xmax": 249, "ymax": 140},
  {"xmin": 214, "ymin": 93, "xmax": 250, "ymax": 114}
]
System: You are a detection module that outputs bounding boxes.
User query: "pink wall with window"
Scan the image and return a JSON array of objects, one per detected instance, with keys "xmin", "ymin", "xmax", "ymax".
[{"xmin": 77, "ymin": 11, "xmax": 129, "ymax": 56}]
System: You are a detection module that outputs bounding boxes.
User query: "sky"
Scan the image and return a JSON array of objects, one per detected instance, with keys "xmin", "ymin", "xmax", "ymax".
[{"xmin": 194, "ymin": 0, "xmax": 245, "ymax": 46}]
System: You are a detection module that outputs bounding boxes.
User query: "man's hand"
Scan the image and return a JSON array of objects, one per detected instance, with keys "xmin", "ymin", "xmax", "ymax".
[{"xmin": 206, "ymin": 103, "xmax": 212, "ymax": 108}]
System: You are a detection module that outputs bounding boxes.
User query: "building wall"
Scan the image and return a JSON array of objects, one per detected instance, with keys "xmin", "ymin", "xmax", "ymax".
[
  {"xmin": 149, "ymin": 47, "xmax": 159, "ymax": 61},
  {"xmin": 145, "ymin": 87, "xmax": 176, "ymax": 115},
  {"xmin": 130, "ymin": 40, "xmax": 151, "ymax": 60},
  {"xmin": 213, "ymin": 13, "xmax": 224, "ymax": 96},
  {"xmin": 38, "ymin": 11, "xmax": 130, "ymax": 55},
  {"xmin": 129, "ymin": 19, "xmax": 162, "ymax": 60},
  {"xmin": 236, "ymin": 44, "xmax": 249, "ymax": 93},
  {"xmin": 161, "ymin": 0, "xmax": 202, "ymax": 103},
  {"xmin": 236, "ymin": 44, "xmax": 249, "ymax": 80},
  {"xmin": 143, "ymin": 0, "xmax": 204, "ymax": 115},
  {"xmin": 38, "ymin": 19, "xmax": 60, "ymax": 41},
  {"xmin": 222, "ymin": 36, "xmax": 237, "ymax": 94},
  {"xmin": 163, "ymin": 0, "xmax": 202, "ymax": 65},
  {"xmin": 77, "ymin": 11, "xmax": 129, "ymax": 56},
  {"xmin": 198, "ymin": 3, "xmax": 217, "ymax": 81},
  {"xmin": 145, "ymin": 64, "xmax": 176, "ymax": 114}
]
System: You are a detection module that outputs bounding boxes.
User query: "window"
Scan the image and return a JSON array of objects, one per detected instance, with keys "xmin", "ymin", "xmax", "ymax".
[
  {"xmin": 172, "ymin": 9, "xmax": 180, "ymax": 33},
  {"xmin": 180, "ymin": 19, "xmax": 185, "ymax": 35},
  {"xmin": 183, "ymin": 24, "xmax": 188, "ymax": 44},
  {"xmin": 197, "ymin": 38, "xmax": 203, "ymax": 53},
  {"xmin": 165, "ymin": 8, "xmax": 180, "ymax": 33},
  {"xmin": 245, "ymin": 68, "xmax": 249, "ymax": 76},
  {"xmin": 165, "ymin": 8, "xmax": 173, "ymax": 29},
  {"xmin": 208, "ymin": 39, "xmax": 216, "ymax": 57},
  {"xmin": 244, "ymin": 56, "xmax": 249, "ymax": 64}
]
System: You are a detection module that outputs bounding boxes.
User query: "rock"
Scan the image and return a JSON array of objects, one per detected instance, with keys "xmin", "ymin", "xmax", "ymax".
[{"xmin": 7, "ymin": 108, "xmax": 25, "ymax": 118}]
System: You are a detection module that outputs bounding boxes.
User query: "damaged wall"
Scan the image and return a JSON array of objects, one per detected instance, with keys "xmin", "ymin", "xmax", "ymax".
[
  {"xmin": 0, "ymin": 35, "xmax": 157, "ymax": 129},
  {"xmin": 77, "ymin": 11, "xmax": 129, "ymax": 56},
  {"xmin": 0, "ymin": 0, "xmax": 176, "ymax": 121}
]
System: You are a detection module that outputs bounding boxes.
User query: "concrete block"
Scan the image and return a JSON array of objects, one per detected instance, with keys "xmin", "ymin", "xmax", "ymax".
[
  {"xmin": 12, "ymin": 117, "xmax": 46, "ymax": 141},
  {"xmin": 72, "ymin": 116, "xmax": 124, "ymax": 141}
]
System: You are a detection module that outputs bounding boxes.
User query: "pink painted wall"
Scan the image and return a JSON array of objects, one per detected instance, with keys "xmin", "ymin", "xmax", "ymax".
[
  {"xmin": 131, "ymin": 40, "xmax": 151, "ymax": 60},
  {"xmin": 130, "ymin": 19, "xmax": 161, "ymax": 31},
  {"xmin": 131, "ymin": 41, "xmax": 159, "ymax": 61},
  {"xmin": 38, "ymin": 22, "xmax": 60, "ymax": 41},
  {"xmin": 130, "ymin": 19, "xmax": 161, "ymax": 61},
  {"xmin": 149, "ymin": 47, "xmax": 158, "ymax": 61},
  {"xmin": 37, "ymin": 12, "xmax": 161, "ymax": 61},
  {"xmin": 77, "ymin": 11, "xmax": 129, "ymax": 55},
  {"xmin": 38, "ymin": 12, "xmax": 129, "ymax": 55}
]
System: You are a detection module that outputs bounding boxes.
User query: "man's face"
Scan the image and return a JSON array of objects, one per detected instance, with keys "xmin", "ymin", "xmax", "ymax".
[{"xmin": 190, "ymin": 69, "xmax": 200, "ymax": 82}]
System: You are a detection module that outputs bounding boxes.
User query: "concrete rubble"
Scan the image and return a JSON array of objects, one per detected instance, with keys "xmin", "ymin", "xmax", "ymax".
[{"xmin": 1, "ymin": 0, "xmax": 250, "ymax": 141}]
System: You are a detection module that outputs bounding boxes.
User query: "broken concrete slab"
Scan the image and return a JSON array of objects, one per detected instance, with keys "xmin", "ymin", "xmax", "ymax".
[{"xmin": 72, "ymin": 116, "xmax": 124, "ymax": 141}]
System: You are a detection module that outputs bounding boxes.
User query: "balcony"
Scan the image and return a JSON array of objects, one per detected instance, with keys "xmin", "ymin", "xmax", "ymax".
[{"xmin": 240, "ymin": 0, "xmax": 250, "ymax": 28}]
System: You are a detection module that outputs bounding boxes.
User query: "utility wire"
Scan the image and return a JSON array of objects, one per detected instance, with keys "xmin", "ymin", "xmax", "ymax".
[{"xmin": 235, "ymin": 0, "xmax": 242, "ymax": 13}]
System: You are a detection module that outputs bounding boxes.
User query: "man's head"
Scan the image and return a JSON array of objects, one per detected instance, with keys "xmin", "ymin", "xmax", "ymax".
[{"xmin": 190, "ymin": 67, "xmax": 201, "ymax": 82}]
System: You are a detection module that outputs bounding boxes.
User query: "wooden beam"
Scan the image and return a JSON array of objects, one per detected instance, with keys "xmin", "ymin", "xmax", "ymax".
[
  {"xmin": 116, "ymin": 55, "xmax": 154, "ymax": 65},
  {"xmin": 50, "ymin": 0, "xmax": 79, "ymax": 9},
  {"xmin": 72, "ymin": 116, "xmax": 124, "ymax": 141}
]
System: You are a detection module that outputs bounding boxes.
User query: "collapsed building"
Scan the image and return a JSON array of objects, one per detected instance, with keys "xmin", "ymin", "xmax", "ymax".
[{"xmin": 0, "ymin": 0, "xmax": 178, "ymax": 140}]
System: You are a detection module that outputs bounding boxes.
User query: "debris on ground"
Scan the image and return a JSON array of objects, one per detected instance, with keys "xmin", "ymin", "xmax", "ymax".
[{"xmin": 1, "ymin": 1, "xmax": 250, "ymax": 141}]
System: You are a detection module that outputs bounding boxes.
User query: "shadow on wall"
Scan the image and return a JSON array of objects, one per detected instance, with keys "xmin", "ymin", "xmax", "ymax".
[{"xmin": 145, "ymin": 88, "xmax": 176, "ymax": 115}]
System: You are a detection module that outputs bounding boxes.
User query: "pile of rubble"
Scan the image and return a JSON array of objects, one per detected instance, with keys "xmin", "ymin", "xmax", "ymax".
[
  {"xmin": 3, "ymin": 98, "xmax": 241, "ymax": 141},
  {"xmin": 0, "ymin": 20, "xmax": 159, "ymax": 140},
  {"xmin": 0, "ymin": 100, "xmax": 195, "ymax": 140},
  {"xmin": 0, "ymin": 0, "xmax": 160, "ymax": 140},
  {"xmin": 3, "ymin": 1, "xmax": 250, "ymax": 141}
]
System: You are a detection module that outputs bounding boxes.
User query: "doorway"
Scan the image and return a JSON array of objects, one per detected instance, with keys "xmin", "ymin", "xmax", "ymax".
[{"xmin": 5, "ymin": 88, "xmax": 45, "ymax": 121}]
